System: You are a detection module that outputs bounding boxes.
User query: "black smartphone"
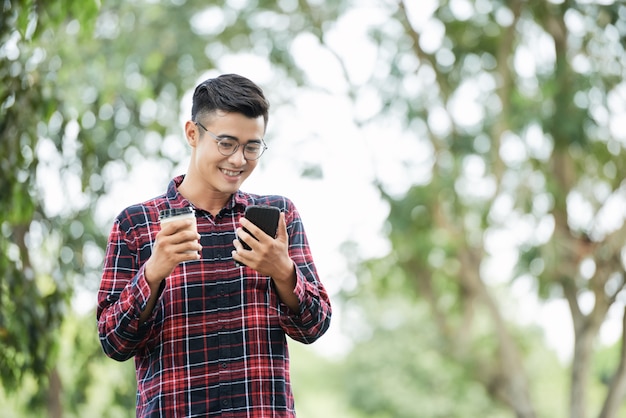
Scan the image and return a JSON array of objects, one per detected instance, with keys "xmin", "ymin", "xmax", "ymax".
[{"xmin": 237, "ymin": 205, "xmax": 281, "ymax": 260}]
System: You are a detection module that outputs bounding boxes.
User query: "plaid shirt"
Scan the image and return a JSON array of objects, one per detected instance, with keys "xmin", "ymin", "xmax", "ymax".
[{"xmin": 97, "ymin": 176, "xmax": 332, "ymax": 417}]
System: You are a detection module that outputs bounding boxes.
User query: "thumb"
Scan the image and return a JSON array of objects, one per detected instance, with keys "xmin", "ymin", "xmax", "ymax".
[{"xmin": 276, "ymin": 212, "xmax": 288, "ymax": 243}]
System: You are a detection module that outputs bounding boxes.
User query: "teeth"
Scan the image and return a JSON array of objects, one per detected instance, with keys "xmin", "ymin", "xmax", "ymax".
[{"xmin": 222, "ymin": 169, "xmax": 240, "ymax": 176}]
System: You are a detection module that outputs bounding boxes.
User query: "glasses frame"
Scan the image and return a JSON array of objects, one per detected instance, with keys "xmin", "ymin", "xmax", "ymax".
[{"xmin": 194, "ymin": 121, "xmax": 267, "ymax": 160}]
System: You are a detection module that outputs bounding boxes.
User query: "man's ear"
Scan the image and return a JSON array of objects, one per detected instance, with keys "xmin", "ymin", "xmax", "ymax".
[{"xmin": 184, "ymin": 120, "xmax": 198, "ymax": 146}]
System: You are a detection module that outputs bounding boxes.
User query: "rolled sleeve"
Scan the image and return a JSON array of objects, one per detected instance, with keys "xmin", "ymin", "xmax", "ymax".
[
  {"xmin": 97, "ymin": 214, "xmax": 159, "ymax": 361},
  {"xmin": 278, "ymin": 269, "xmax": 331, "ymax": 343}
]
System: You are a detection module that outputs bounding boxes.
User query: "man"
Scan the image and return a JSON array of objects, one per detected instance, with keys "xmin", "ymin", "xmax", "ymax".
[{"xmin": 97, "ymin": 73, "xmax": 332, "ymax": 417}]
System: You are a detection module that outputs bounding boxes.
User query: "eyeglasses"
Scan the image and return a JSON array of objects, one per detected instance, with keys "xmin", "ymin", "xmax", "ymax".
[{"xmin": 194, "ymin": 121, "xmax": 267, "ymax": 160}]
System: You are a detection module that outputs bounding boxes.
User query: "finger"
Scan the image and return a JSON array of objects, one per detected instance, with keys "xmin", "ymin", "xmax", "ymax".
[
  {"xmin": 176, "ymin": 239, "xmax": 202, "ymax": 254},
  {"xmin": 155, "ymin": 238, "xmax": 199, "ymax": 257},
  {"xmin": 147, "ymin": 240, "xmax": 200, "ymax": 282},
  {"xmin": 239, "ymin": 217, "xmax": 263, "ymax": 239},
  {"xmin": 232, "ymin": 249, "xmax": 247, "ymax": 266},
  {"xmin": 232, "ymin": 237, "xmax": 244, "ymax": 251},
  {"xmin": 170, "ymin": 229, "xmax": 200, "ymax": 245},
  {"xmin": 154, "ymin": 230, "xmax": 200, "ymax": 261},
  {"xmin": 276, "ymin": 212, "xmax": 288, "ymax": 242},
  {"xmin": 235, "ymin": 227, "xmax": 255, "ymax": 251},
  {"xmin": 157, "ymin": 222, "xmax": 199, "ymax": 242}
]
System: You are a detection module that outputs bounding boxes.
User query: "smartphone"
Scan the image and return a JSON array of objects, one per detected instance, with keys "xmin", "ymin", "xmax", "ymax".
[{"xmin": 236, "ymin": 205, "xmax": 281, "ymax": 266}]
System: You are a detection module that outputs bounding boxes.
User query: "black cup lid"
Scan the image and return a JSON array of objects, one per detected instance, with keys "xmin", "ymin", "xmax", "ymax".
[{"xmin": 159, "ymin": 207, "xmax": 194, "ymax": 220}]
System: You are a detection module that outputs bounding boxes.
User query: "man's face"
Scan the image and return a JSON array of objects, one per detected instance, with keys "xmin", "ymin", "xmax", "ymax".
[{"xmin": 189, "ymin": 111, "xmax": 266, "ymax": 196}]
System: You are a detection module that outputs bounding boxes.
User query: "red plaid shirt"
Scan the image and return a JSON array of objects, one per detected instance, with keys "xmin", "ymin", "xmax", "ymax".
[{"xmin": 97, "ymin": 176, "xmax": 332, "ymax": 417}]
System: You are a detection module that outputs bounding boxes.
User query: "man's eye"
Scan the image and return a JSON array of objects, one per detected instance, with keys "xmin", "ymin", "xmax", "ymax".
[
  {"xmin": 246, "ymin": 144, "xmax": 262, "ymax": 152},
  {"xmin": 219, "ymin": 140, "xmax": 236, "ymax": 149}
]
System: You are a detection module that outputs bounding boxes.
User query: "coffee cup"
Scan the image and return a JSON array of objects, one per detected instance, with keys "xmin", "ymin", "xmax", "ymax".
[{"xmin": 159, "ymin": 207, "xmax": 198, "ymax": 252}]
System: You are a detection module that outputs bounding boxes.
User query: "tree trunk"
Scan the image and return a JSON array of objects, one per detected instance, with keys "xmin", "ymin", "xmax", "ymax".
[
  {"xmin": 570, "ymin": 330, "xmax": 593, "ymax": 418},
  {"xmin": 47, "ymin": 366, "xmax": 62, "ymax": 418},
  {"xmin": 598, "ymin": 307, "xmax": 626, "ymax": 418},
  {"xmin": 458, "ymin": 248, "xmax": 538, "ymax": 418}
]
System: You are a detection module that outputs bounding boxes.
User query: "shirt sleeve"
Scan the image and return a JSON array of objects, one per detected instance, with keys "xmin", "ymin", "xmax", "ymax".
[
  {"xmin": 276, "ymin": 201, "xmax": 332, "ymax": 344},
  {"xmin": 96, "ymin": 215, "xmax": 159, "ymax": 361}
]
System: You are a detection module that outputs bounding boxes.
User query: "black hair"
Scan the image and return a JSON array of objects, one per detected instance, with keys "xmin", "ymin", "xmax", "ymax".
[{"xmin": 191, "ymin": 74, "xmax": 270, "ymax": 128}]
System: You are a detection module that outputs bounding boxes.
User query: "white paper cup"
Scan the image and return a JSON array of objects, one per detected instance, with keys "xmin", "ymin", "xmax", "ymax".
[
  {"xmin": 159, "ymin": 207, "xmax": 198, "ymax": 252},
  {"xmin": 159, "ymin": 207, "xmax": 196, "ymax": 226}
]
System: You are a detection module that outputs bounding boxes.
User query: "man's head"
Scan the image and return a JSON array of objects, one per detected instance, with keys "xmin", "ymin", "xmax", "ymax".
[
  {"xmin": 182, "ymin": 74, "xmax": 269, "ymax": 211},
  {"xmin": 191, "ymin": 74, "xmax": 270, "ymax": 130}
]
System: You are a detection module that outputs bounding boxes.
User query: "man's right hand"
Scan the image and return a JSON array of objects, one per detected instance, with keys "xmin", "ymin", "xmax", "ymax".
[{"xmin": 144, "ymin": 219, "xmax": 201, "ymax": 286}]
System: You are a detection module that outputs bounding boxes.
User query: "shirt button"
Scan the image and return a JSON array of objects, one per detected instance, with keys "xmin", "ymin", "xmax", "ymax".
[
  {"xmin": 222, "ymin": 399, "xmax": 229, "ymax": 406},
  {"xmin": 221, "ymin": 362, "xmax": 228, "ymax": 369}
]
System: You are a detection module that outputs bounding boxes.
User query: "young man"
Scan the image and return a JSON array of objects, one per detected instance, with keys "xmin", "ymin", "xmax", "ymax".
[{"xmin": 97, "ymin": 74, "xmax": 332, "ymax": 417}]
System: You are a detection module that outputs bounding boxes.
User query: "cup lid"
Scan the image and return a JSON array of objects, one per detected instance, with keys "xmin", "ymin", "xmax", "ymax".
[{"xmin": 159, "ymin": 207, "xmax": 194, "ymax": 220}]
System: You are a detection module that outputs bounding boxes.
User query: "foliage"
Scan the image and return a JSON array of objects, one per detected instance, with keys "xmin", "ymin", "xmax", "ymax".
[
  {"xmin": 1, "ymin": 0, "xmax": 342, "ymax": 413},
  {"xmin": 3, "ymin": 0, "xmax": 626, "ymax": 417},
  {"xmin": 0, "ymin": 311, "xmax": 136, "ymax": 418},
  {"xmin": 341, "ymin": 295, "xmax": 510, "ymax": 418},
  {"xmin": 334, "ymin": 1, "xmax": 626, "ymax": 417},
  {"xmin": 0, "ymin": 0, "xmax": 102, "ymax": 392}
]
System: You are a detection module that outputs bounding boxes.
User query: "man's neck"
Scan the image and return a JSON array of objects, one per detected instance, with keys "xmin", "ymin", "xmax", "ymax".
[{"xmin": 177, "ymin": 176, "xmax": 232, "ymax": 217}]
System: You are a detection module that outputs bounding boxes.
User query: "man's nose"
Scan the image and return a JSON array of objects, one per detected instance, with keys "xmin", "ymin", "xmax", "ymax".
[{"xmin": 227, "ymin": 146, "xmax": 247, "ymax": 164}]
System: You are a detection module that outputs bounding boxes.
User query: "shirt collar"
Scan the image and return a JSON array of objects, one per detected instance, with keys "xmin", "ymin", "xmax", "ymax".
[
  {"xmin": 165, "ymin": 175, "xmax": 249, "ymax": 213},
  {"xmin": 164, "ymin": 175, "xmax": 191, "ymax": 209}
]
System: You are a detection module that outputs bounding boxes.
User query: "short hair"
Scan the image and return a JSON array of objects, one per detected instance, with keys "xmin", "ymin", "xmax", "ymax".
[{"xmin": 191, "ymin": 74, "xmax": 270, "ymax": 129}]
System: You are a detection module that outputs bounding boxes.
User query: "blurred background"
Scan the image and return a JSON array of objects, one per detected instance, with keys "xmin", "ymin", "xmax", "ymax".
[{"xmin": 2, "ymin": 0, "xmax": 626, "ymax": 417}]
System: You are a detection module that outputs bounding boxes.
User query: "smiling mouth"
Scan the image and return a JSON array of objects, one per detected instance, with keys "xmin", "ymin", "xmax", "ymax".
[{"xmin": 221, "ymin": 168, "xmax": 243, "ymax": 177}]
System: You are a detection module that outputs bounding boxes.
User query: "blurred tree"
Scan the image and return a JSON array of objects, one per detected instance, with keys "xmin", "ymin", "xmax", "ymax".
[
  {"xmin": 1, "ymin": 1, "xmax": 102, "ymax": 416},
  {"xmin": 4, "ymin": 0, "xmax": 626, "ymax": 417},
  {"xmin": 332, "ymin": 1, "xmax": 626, "ymax": 418},
  {"xmin": 1, "ymin": 0, "xmax": 342, "ymax": 416},
  {"xmin": 340, "ymin": 288, "xmax": 515, "ymax": 418}
]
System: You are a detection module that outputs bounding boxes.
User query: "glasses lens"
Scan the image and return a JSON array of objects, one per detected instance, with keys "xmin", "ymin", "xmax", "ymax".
[
  {"xmin": 217, "ymin": 138, "xmax": 238, "ymax": 155},
  {"xmin": 244, "ymin": 142, "xmax": 265, "ymax": 160}
]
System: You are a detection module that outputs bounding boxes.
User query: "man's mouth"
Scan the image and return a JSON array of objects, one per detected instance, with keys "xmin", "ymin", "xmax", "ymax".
[{"xmin": 221, "ymin": 168, "xmax": 242, "ymax": 177}]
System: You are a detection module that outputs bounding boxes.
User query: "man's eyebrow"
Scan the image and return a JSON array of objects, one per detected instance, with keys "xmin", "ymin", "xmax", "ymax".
[
  {"xmin": 215, "ymin": 133, "xmax": 238, "ymax": 140},
  {"xmin": 217, "ymin": 134, "xmax": 262, "ymax": 143}
]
